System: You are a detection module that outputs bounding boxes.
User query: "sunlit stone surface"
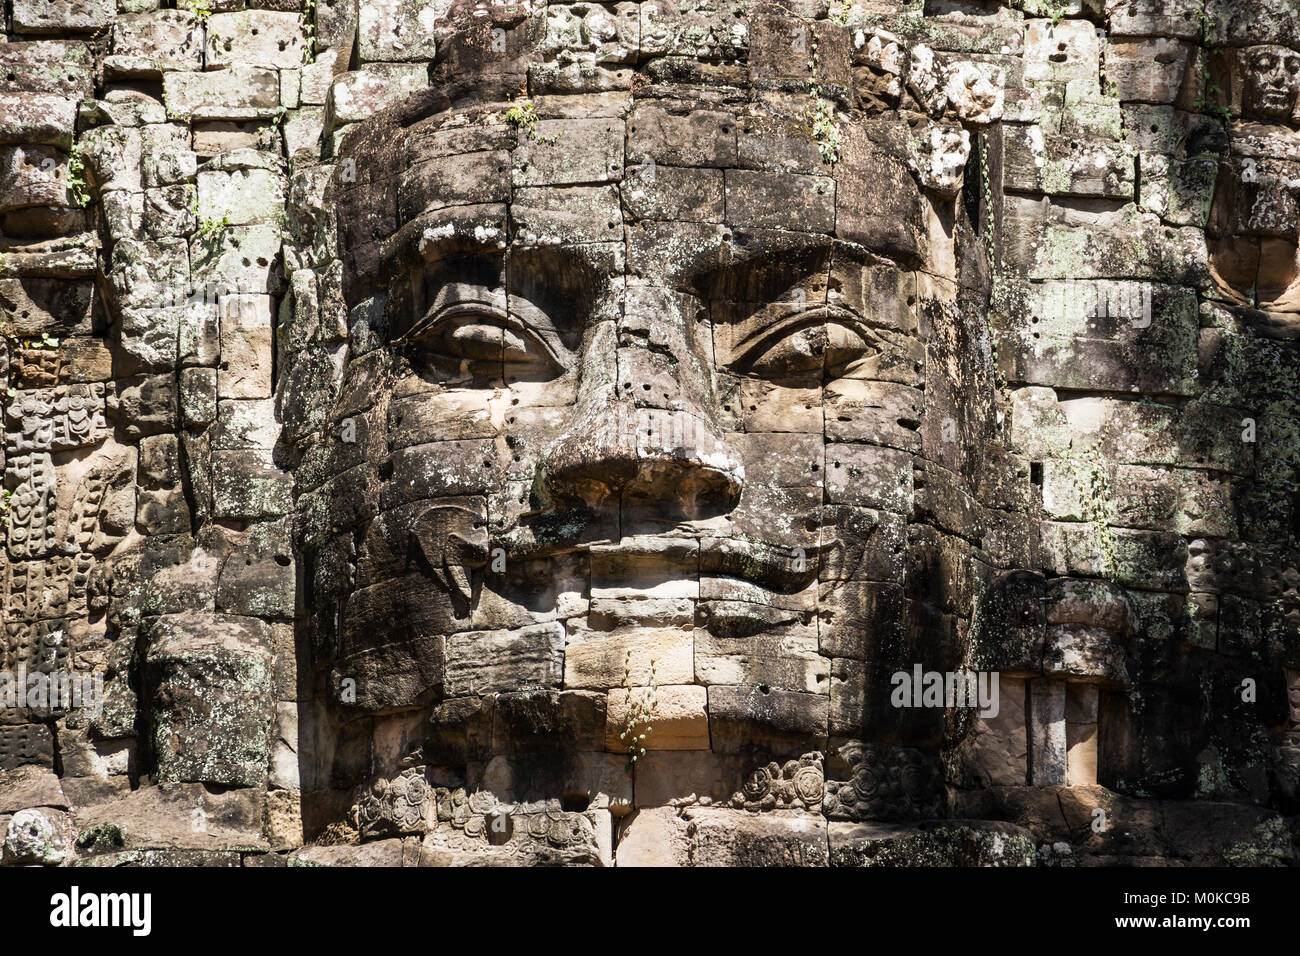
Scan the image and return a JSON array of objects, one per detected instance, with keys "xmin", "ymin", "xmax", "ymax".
[{"xmin": 0, "ymin": 0, "xmax": 1296, "ymax": 868}]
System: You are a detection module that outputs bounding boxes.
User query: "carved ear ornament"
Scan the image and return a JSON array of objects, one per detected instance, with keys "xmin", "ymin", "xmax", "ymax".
[{"xmin": 407, "ymin": 504, "xmax": 490, "ymax": 610}]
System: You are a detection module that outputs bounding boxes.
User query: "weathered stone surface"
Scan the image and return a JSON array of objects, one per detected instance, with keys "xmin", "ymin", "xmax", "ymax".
[
  {"xmin": 830, "ymin": 821, "xmax": 1036, "ymax": 866},
  {"xmin": 0, "ymin": 765, "xmax": 67, "ymax": 813},
  {"xmin": 218, "ymin": 294, "xmax": 275, "ymax": 399},
  {"xmin": 617, "ymin": 806, "xmax": 828, "ymax": 867},
  {"xmin": 3, "ymin": 807, "xmax": 71, "ymax": 864},
  {"xmin": 708, "ymin": 685, "xmax": 829, "ymax": 754},
  {"xmin": 563, "ymin": 624, "xmax": 693, "ymax": 689},
  {"xmin": 993, "ymin": 279, "xmax": 1199, "ymax": 395},
  {"xmin": 70, "ymin": 783, "xmax": 268, "ymax": 854},
  {"xmin": 13, "ymin": 0, "xmax": 114, "ymax": 35},
  {"xmin": 108, "ymin": 11, "xmax": 202, "ymax": 76},
  {"xmin": 206, "ymin": 11, "xmax": 307, "ymax": 70},
  {"xmin": 1, "ymin": 0, "xmax": 1296, "ymax": 873},
  {"xmin": 606, "ymin": 684, "xmax": 708, "ymax": 752},
  {"xmin": 163, "ymin": 67, "xmax": 281, "ymax": 120},
  {"xmin": 0, "ymin": 93, "xmax": 77, "ymax": 148},
  {"xmin": 198, "ymin": 152, "xmax": 287, "ymax": 228},
  {"xmin": 444, "ymin": 623, "xmax": 565, "ymax": 698},
  {"xmin": 0, "ymin": 41, "xmax": 94, "ymax": 96},
  {"xmin": 144, "ymin": 612, "xmax": 274, "ymax": 788},
  {"xmin": 326, "ymin": 65, "xmax": 428, "ymax": 127}
]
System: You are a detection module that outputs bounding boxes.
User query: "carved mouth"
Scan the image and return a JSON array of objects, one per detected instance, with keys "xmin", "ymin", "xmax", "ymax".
[
  {"xmin": 697, "ymin": 600, "xmax": 808, "ymax": 638},
  {"xmin": 495, "ymin": 519, "xmax": 823, "ymax": 593},
  {"xmin": 698, "ymin": 536, "xmax": 822, "ymax": 593}
]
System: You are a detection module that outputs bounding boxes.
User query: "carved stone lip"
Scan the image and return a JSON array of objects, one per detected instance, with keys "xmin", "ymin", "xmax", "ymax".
[
  {"xmin": 698, "ymin": 600, "xmax": 807, "ymax": 638},
  {"xmin": 497, "ymin": 522, "xmax": 823, "ymax": 593},
  {"xmin": 698, "ymin": 536, "xmax": 823, "ymax": 594}
]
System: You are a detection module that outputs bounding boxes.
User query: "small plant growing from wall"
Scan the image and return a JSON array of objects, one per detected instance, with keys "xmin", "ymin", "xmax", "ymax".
[
  {"xmin": 1068, "ymin": 422, "xmax": 1121, "ymax": 581},
  {"xmin": 190, "ymin": 194, "xmax": 233, "ymax": 243},
  {"xmin": 505, "ymin": 100, "xmax": 561, "ymax": 143},
  {"xmin": 197, "ymin": 212, "xmax": 232, "ymax": 239},
  {"xmin": 2, "ymin": 324, "xmax": 61, "ymax": 352},
  {"xmin": 184, "ymin": 0, "xmax": 220, "ymax": 57},
  {"xmin": 258, "ymin": 105, "xmax": 289, "ymax": 139},
  {"xmin": 830, "ymin": 3, "xmax": 857, "ymax": 26},
  {"xmin": 184, "ymin": 0, "xmax": 213, "ymax": 24},
  {"xmin": 66, "ymin": 146, "xmax": 90, "ymax": 209},
  {"xmin": 806, "ymin": 31, "xmax": 841, "ymax": 166},
  {"xmin": 302, "ymin": 0, "xmax": 319, "ymax": 64},
  {"xmin": 1192, "ymin": 60, "xmax": 1231, "ymax": 121},
  {"xmin": 1045, "ymin": 2, "xmax": 1070, "ymax": 27},
  {"xmin": 619, "ymin": 650, "xmax": 657, "ymax": 771},
  {"xmin": 1191, "ymin": 0, "xmax": 1232, "ymax": 121},
  {"xmin": 979, "ymin": 135, "xmax": 1013, "ymax": 416}
]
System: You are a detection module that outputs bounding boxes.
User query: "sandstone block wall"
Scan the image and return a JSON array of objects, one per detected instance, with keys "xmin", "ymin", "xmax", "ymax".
[{"xmin": 0, "ymin": 0, "xmax": 1296, "ymax": 867}]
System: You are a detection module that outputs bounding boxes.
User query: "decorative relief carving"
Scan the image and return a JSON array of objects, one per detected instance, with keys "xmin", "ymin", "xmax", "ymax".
[
  {"xmin": 5, "ymin": 555, "xmax": 93, "ymax": 622},
  {"xmin": 822, "ymin": 742, "xmax": 944, "ymax": 822},
  {"xmin": 354, "ymin": 766, "xmax": 431, "ymax": 839},
  {"xmin": 5, "ymin": 450, "xmax": 56, "ymax": 560},
  {"xmin": 12, "ymin": 349, "xmax": 60, "ymax": 388},
  {"xmin": 1, "ymin": 619, "xmax": 71, "ymax": 675},
  {"xmin": 5, "ymin": 384, "xmax": 107, "ymax": 454},
  {"xmin": 0, "ymin": 723, "xmax": 55, "ymax": 771},
  {"xmin": 730, "ymin": 752, "xmax": 825, "ymax": 811}
]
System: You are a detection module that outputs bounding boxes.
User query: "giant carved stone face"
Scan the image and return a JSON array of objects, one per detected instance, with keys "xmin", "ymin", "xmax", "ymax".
[{"xmin": 289, "ymin": 10, "xmax": 1012, "ymax": 853}]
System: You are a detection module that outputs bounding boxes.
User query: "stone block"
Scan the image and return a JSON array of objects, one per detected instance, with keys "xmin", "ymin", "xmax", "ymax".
[
  {"xmin": 606, "ymin": 684, "xmax": 709, "ymax": 752},
  {"xmin": 108, "ymin": 11, "xmax": 204, "ymax": 76},
  {"xmin": 326, "ymin": 65, "xmax": 427, "ymax": 127},
  {"xmin": 444, "ymin": 622, "xmax": 565, "ymax": 697},
  {"xmin": 1028, "ymin": 678, "xmax": 1066, "ymax": 786},
  {"xmin": 207, "ymin": 11, "xmax": 309, "ymax": 69},
  {"xmin": 563, "ymin": 623, "xmax": 694, "ymax": 689},
  {"xmin": 707, "ymin": 685, "xmax": 829, "ymax": 754},
  {"xmin": 13, "ymin": 0, "xmax": 114, "ymax": 34},
  {"xmin": 218, "ymin": 294, "xmax": 275, "ymax": 399},
  {"xmin": 144, "ymin": 612, "xmax": 274, "ymax": 788},
  {"xmin": 164, "ymin": 67, "xmax": 281, "ymax": 120}
]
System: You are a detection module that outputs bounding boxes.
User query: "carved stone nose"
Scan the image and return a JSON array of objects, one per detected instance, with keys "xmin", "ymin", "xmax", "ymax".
[
  {"xmin": 539, "ymin": 394, "xmax": 743, "ymax": 514},
  {"xmin": 539, "ymin": 287, "xmax": 744, "ymax": 515}
]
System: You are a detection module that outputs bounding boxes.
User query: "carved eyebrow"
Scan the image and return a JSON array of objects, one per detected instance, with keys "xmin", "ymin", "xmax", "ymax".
[
  {"xmin": 725, "ymin": 303, "xmax": 876, "ymax": 372},
  {"xmin": 379, "ymin": 206, "xmax": 510, "ymax": 286},
  {"xmin": 685, "ymin": 233, "xmax": 873, "ymax": 302},
  {"xmin": 380, "ymin": 208, "xmax": 608, "ymax": 296},
  {"xmin": 691, "ymin": 240, "xmax": 862, "ymax": 309}
]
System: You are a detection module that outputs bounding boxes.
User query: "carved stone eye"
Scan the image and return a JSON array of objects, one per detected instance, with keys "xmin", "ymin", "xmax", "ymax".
[
  {"xmin": 401, "ymin": 271, "xmax": 569, "ymax": 385},
  {"xmin": 1254, "ymin": 52, "xmax": 1279, "ymax": 74},
  {"xmin": 409, "ymin": 307, "xmax": 561, "ymax": 379},
  {"xmin": 740, "ymin": 319, "xmax": 877, "ymax": 380}
]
